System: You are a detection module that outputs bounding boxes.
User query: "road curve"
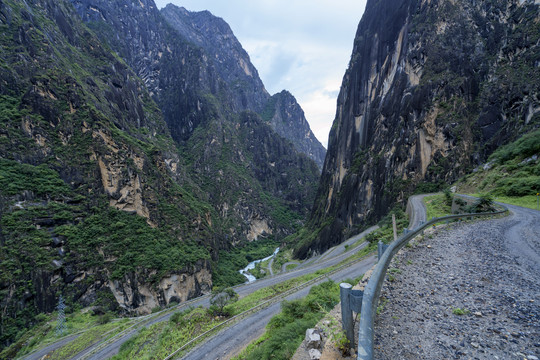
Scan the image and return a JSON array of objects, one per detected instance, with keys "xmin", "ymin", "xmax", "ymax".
[
  {"xmin": 503, "ymin": 204, "xmax": 540, "ymax": 274},
  {"xmin": 281, "ymin": 261, "xmax": 301, "ymax": 272},
  {"xmin": 374, "ymin": 203, "xmax": 540, "ymax": 359},
  {"xmin": 407, "ymin": 194, "xmax": 429, "ymax": 229}
]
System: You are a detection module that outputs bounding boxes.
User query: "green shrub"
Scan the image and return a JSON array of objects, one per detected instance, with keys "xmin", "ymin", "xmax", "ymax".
[
  {"xmin": 443, "ymin": 188, "xmax": 453, "ymax": 207},
  {"xmin": 452, "ymin": 308, "xmax": 469, "ymax": 315},
  {"xmin": 472, "ymin": 194, "xmax": 496, "ymax": 212},
  {"xmin": 490, "ymin": 128, "xmax": 540, "ymax": 164},
  {"xmin": 241, "ymin": 280, "xmax": 340, "ymax": 360},
  {"xmin": 97, "ymin": 313, "xmax": 113, "ymax": 325},
  {"xmin": 209, "ymin": 288, "xmax": 238, "ymax": 316}
]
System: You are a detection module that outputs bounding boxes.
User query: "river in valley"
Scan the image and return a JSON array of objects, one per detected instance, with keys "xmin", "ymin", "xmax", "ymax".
[{"xmin": 239, "ymin": 247, "xmax": 279, "ymax": 283}]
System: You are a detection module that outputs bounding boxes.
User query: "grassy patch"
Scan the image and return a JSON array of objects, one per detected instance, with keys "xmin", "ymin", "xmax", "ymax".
[
  {"xmin": 424, "ymin": 193, "xmax": 453, "ymax": 219},
  {"xmin": 481, "ymin": 194, "xmax": 539, "ymax": 211},
  {"xmin": 455, "ymin": 129, "xmax": 539, "ymax": 203},
  {"xmin": 111, "ymin": 307, "xmax": 222, "ymax": 360},
  {"xmin": 46, "ymin": 320, "xmax": 131, "ymax": 360},
  {"xmin": 285, "ymin": 263, "xmax": 299, "ymax": 271},
  {"xmin": 452, "ymin": 308, "xmax": 470, "ymax": 316}
]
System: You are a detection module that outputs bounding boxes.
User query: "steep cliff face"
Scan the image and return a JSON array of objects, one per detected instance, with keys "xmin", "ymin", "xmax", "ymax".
[
  {"xmin": 160, "ymin": 4, "xmax": 269, "ymax": 114},
  {"xmin": 71, "ymin": 0, "xmax": 217, "ymax": 143},
  {"xmin": 298, "ymin": 0, "xmax": 540, "ymax": 257},
  {"xmin": 262, "ymin": 90, "xmax": 327, "ymax": 169}
]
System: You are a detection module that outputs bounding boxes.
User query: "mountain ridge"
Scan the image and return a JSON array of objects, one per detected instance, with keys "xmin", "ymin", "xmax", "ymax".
[{"xmin": 160, "ymin": 3, "xmax": 326, "ymax": 168}]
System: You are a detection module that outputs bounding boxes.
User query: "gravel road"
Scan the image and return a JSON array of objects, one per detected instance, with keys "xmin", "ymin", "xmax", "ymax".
[
  {"xmin": 374, "ymin": 205, "xmax": 540, "ymax": 360},
  {"xmin": 407, "ymin": 194, "xmax": 428, "ymax": 230}
]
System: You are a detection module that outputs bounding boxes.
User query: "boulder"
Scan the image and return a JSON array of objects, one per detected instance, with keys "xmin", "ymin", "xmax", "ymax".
[{"xmin": 305, "ymin": 328, "xmax": 321, "ymax": 350}]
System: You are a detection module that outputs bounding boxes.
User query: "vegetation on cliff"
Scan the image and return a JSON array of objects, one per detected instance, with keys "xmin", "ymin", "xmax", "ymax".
[
  {"xmin": 0, "ymin": 0, "xmax": 321, "ymax": 349},
  {"xmin": 456, "ymin": 128, "xmax": 540, "ymax": 208}
]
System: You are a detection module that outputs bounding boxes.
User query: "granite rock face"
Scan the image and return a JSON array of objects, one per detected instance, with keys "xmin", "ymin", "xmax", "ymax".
[
  {"xmin": 300, "ymin": 0, "xmax": 539, "ymax": 258},
  {"xmin": 263, "ymin": 90, "xmax": 327, "ymax": 169},
  {"xmin": 160, "ymin": 4, "xmax": 269, "ymax": 114}
]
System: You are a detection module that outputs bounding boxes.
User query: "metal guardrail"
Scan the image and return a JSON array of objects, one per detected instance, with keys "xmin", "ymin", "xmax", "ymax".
[{"xmin": 355, "ymin": 204, "xmax": 508, "ymax": 360}]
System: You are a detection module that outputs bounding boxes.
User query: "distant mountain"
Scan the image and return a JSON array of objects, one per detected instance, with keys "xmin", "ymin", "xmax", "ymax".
[
  {"xmin": 160, "ymin": 4, "xmax": 269, "ymax": 114},
  {"xmin": 160, "ymin": 4, "xmax": 326, "ymax": 168},
  {"xmin": 296, "ymin": 0, "xmax": 540, "ymax": 258},
  {"xmin": 262, "ymin": 90, "xmax": 327, "ymax": 168}
]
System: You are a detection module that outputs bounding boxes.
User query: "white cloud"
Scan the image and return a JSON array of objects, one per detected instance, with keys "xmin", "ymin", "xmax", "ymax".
[{"xmin": 154, "ymin": 0, "xmax": 367, "ymax": 147}]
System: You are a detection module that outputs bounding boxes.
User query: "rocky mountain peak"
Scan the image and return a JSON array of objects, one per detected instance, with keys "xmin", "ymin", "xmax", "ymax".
[
  {"xmin": 263, "ymin": 90, "xmax": 326, "ymax": 169},
  {"xmin": 160, "ymin": 3, "xmax": 326, "ymax": 167},
  {"xmin": 161, "ymin": 3, "xmax": 269, "ymax": 113}
]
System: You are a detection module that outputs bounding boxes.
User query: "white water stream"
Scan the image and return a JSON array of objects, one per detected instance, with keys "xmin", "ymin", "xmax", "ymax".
[{"xmin": 239, "ymin": 247, "xmax": 279, "ymax": 283}]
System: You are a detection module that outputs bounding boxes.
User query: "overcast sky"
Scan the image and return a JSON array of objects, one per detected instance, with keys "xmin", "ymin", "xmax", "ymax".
[{"xmin": 153, "ymin": 0, "xmax": 367, "ymax": 147}]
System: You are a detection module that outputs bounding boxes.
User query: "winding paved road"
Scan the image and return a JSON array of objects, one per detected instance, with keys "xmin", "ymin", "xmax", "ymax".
[
  {"xmin": 50, "ymin": 224, "xmax": 379, "ymax": 360},
  {"xmin": 182, "ymin": 257, "xmax": 376, "ymax": 360}
]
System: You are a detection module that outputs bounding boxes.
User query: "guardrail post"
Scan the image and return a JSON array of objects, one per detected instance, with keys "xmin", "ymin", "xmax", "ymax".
[
  {"xmin": 340, "ymin": 283, "xmax": 363, "ymax": 349},
  {"xmin": 377, "ymin": 241, "xmax": 389, "ymax": 261},
  {"xmin": 340, "ymin": 283, "xmax": 353, "ymax": 348}
]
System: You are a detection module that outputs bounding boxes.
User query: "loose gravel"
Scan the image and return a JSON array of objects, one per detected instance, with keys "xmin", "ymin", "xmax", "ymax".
[{"xmin": 374, "ymin": 211, "xmax": 540, "ymax": 360}]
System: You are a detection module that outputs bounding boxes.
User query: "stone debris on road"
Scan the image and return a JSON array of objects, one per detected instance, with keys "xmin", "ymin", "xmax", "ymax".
[{"xmin": 374, "ymin": 217, "xmax": 540, "ymax": 360}]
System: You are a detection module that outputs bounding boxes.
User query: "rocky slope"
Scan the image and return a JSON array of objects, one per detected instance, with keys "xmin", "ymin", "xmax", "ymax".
[
  {"xmin": 297, "ymin": 0, "xmax": 540, "ymax": 258},
  {"xmin": 0, "ymin": 0, "xmax": 220, "ymax": 346},
  {"xmin": 0, "ymin": 0, "xmax": 319, "ymax": 348}
]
